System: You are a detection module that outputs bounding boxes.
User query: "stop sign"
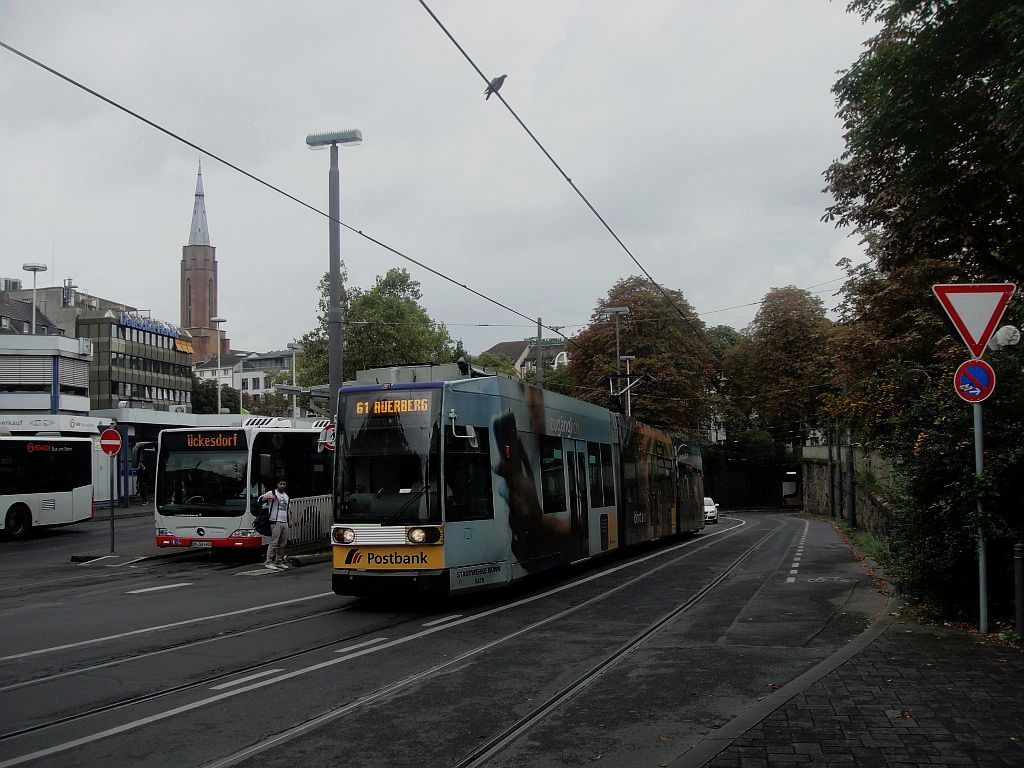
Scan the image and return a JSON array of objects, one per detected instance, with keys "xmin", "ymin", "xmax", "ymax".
[{"xmin": 100, "ymin": 428, "xmax": 122, "ymax": 456}]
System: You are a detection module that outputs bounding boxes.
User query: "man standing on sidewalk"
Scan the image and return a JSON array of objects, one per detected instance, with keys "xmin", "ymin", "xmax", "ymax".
[{"xmin": 260, "ymin": 478, "xmax": 291, "ymax": 570}]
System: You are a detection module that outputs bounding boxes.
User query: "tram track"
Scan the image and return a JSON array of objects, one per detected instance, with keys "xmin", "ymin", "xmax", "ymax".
[
  {"xmin": 0, "ymin": 518, "xmax": 763, "ymax": 768},
  {"xmin": 199, "ymin": 517, "xmax": 777, "ymax": 768},
  {"xmin": 449, "ymin": 523, "xmax": 786, "ymax": 768},
  {"xmin": 0, "ymin": 606, "xmax": 419, "ymax": 745}
]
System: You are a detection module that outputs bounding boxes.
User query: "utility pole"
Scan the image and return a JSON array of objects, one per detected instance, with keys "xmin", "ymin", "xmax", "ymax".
[
  {"xmin": 536, "ymin": 318, "xmax": 543, "ymax": 388},
  {"xmin": 826, "ymin": 421, "xmax": 835, "ymax": 517},
  {"xmin": 845, "ymin": 422, "xmax": 856, "ymax": 526}
]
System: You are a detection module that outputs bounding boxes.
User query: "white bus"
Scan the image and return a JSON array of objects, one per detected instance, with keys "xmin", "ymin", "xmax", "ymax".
[
  {"xmin": 0, "ymin": 436, "xmax": 93, "ymax": 540},
  {"xmin": 154, "ymin": 425, "xmax": 333, "ymax": 551}
]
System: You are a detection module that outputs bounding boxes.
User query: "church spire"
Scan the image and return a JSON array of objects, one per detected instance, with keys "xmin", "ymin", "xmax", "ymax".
[{"xmin": 188, "ymin": 159, "xmax": 211, "ymax": 246}]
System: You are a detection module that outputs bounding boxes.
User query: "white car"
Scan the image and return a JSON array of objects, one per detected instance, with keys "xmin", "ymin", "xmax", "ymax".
[{"xmin": 703, "ymin": 497, "xmax": 719, "ymax": 524}]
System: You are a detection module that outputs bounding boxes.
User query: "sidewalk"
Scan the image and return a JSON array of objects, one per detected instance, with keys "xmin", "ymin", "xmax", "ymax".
[
  {"xmin": 676, "ymin": 566, "xmax": 1024, "ymax": 767},
  {"xmin": 72, "ymin": 502, "xmax": 330, "ymax": 566}
]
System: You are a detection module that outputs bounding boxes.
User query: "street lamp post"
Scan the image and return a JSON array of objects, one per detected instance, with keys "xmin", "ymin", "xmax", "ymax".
[
  {"xmin": 22, "ymin": 263, "xmax": 48, "ymax": 334},
  {"xmin": 287, "ymin": 342, "xmax": 301, "ymax": 420},
  {"xmin": 210, "ymin": 317, "xmax": 227, "ymax": 415},
  {"xmin": 306, "ymin": 129, "xmax": 362, "ymax": 420},
  {"xmin": 601, "ymin": 307, "xmax": 630, "ymax": 379}
]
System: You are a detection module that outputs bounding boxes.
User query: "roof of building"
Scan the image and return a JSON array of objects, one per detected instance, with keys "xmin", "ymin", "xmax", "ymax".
[
  {"xmin": 482, "ymin": 339, "xmax": 568, "ymax": 364},
  {"xmin": 482, "ymin": 340, "xmax": 530, "ymax": 361},
  {"xmin": 188, "ymin": 160, "xmax": 211, "ymax": 247},
  {"xmin": 0, "ymin": 299, "xmax": 61, "ymax": 335},
  {"xmin": 194, "ymin": 352, "xmax": 247, "ymax": 370}
]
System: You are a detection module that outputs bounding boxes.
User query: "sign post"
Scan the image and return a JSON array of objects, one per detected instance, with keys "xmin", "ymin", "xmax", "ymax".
[
  {"xmin": 100, "ymin": 428, "xmax": 122, "ymax": 554},
  {"xmin": 933, "ymin": 283, "xmax": 1015, "ymax": 634}
]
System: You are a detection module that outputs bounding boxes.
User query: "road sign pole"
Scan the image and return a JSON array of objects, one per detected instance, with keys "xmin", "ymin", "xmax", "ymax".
[
  {"xmin": 110, "ymin": 450, "xmax": 116, "ymax": 554},
  {"xmin": 974, "ymin": 402, "xmax": 988, "ymax": 633}
]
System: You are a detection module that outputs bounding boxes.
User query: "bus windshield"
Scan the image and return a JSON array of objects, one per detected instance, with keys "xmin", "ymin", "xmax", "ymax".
[
  {"xmin": 336, "ymin": 389, "xmax": 441, "ymax": 525},
  {"xmin": 157, "ymin": 430, "xmax": 249, "ymax": 517}
]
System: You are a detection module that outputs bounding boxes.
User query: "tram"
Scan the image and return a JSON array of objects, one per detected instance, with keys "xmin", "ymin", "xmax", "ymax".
[
  {"xmin": 330, "ymin": 375, "xmax": 704, "ymax": 596},
  {"xmin": 154, "ymin": 420, "xmax": 333, "ymax": 550}
]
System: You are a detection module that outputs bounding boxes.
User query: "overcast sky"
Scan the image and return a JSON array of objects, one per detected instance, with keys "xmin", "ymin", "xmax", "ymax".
[{"xmin": 2, "ymin": 1, "xmax": 872, "ymax": 358}]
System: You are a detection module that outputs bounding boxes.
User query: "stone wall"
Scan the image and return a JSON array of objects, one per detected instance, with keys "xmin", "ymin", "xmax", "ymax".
[{"xmin": 802, "ymin": 447, "xmax": 892, "ymax": 538}]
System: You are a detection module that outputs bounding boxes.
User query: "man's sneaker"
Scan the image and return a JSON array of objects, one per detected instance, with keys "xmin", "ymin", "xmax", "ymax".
[
  {"xmin": 278, "ymin": 561, "xmax": 293, "ymax": 569},
  {"xmin": 265, "ymin": 562, "xmax": 281, "ymax": 570}
]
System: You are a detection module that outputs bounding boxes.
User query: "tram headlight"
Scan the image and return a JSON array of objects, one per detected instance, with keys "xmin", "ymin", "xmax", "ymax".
[
  {"xmin": 408, "ymin": 527, "xmax": 427, "ymax": 544},
  {"xmin": 332, "ymin": 527, "xmax": 355, "ymax": 545},
  {"xmin": 407, "ymin": 527, "xmax": 441, "ymax": 544}
]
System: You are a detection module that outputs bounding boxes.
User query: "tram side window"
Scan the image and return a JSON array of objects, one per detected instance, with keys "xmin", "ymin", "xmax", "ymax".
[
  {"xmin": 539, "ymin": 435, "xmax": 566, "ymax": 513},
  {"xmin": 587, "ymin": 443, "xmax": 602, "ymax": 506},
  {"xmin": 601, "ymin": 444, "xmax": 614, "ymax": 505},
  {"xmin": 622, "ymin": 445, "xmax": 640, "ymax": 505},
  {"xmin": 444, "ymin": 427, "xmax": 493, "ymax": 522},
  {"xmin": 587, "ymin": 442, "xmax": 615, "ymax": 507}
]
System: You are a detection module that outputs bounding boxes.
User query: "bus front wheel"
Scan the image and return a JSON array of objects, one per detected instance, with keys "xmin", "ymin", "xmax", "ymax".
[{"xmin": 5, "ymin": 505, "xmax": 32, "ymax": 540}]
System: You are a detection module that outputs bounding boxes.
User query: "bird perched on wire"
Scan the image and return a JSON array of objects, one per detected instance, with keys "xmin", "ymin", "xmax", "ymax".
[{"xmin": 484, "ymin": 74, "xmax": 507, "ymax": 100}]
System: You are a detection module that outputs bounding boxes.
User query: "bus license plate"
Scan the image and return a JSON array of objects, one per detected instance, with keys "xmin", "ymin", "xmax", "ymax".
[{"xmin": 191, "ymin": 540, "xmax": 212, "ymax": 548}]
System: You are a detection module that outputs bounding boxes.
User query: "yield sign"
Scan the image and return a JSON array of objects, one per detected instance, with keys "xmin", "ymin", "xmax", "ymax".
[{"xmin": 932, "ymin": 284, "xmax": 1015, "ymax": 358}]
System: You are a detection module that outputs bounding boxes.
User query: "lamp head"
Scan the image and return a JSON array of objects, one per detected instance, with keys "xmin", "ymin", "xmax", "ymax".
[
  {"xmin": 22, "ymin": 263, "xmax": 47, "ymax": 273},
  {"xmin": 306, "ymin": 129, "xmax": 363, "ymax": 149},
  {"xmin": 602, "ymin": 306, "xmax": 630, "ymax": 316},
  {"xmin": 210, "ymin": 316, "xmax": 227, "ymax": 324},
  {"xmin": 287, "ymin": 343, "xmax": 301, "ymax": 351}
]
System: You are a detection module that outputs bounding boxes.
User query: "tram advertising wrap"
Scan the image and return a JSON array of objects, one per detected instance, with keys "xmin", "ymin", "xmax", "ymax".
[{"xmin": 331, "ymin": 377, "xmax": 705, "ymax": 597}]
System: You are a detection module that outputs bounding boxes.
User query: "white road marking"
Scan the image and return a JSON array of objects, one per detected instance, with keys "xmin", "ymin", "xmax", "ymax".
[
  {"xmin": 0, "ymin": 592, "xmax": 334, "ymax": 662},
  {"xmin": 334, "ymin": 637, "xmax": 389, "ymax": 654},
  {"xmin": 210, "ymin": 669, "xmax": 284, "ymax": 690},
  {"xmin": 236, "ymin": 569, "xmax": 275, "ymax": 577},
  {"xmin": 0, "ymin": 521, "xmax": 751, "ymax": 768},
  {"xmin": 126, "ymin": 582, "xmax": 192, "ymax": 594},
  {"xmin": 422, "ymin": 614, "xmax": 463, "ymax": 627},
  {"xmin": 77, "ymin": 555, "xmax": 118, "ymax": 566},
  {"xmin": 786, "ymin": 519, "xmax": 811, "ymax": 584}
]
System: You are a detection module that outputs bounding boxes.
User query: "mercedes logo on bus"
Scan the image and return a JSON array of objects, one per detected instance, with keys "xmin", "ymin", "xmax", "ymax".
[{"xmin": 196, "ymin": 528, "xmax": 206, "ymax": 537}]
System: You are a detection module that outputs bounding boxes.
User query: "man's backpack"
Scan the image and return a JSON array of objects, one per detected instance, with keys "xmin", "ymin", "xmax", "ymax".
[{"xmin": 253, "ymin": 498, "xmax": 273, "ymax": 537}]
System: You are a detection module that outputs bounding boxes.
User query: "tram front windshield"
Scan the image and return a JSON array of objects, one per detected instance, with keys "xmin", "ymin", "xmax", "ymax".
[
  {"xmin": 157, "ymin": 430, "xmax": 248, "ymax": 517},
  {"xmin": 336, "ymin": 389, "xmax": 441, "ymax": 525}
]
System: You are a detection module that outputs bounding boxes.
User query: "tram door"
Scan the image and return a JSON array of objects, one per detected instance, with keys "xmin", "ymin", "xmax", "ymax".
[{"xmin": 564, "ymin": 439, "xmax": 590, "ymax": 560}]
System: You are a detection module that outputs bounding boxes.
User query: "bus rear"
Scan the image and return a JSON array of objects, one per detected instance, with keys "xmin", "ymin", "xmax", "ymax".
[
  {"xmin": 0, "ymin": 436, "xmax": 93, "ymax": 540},
  {"xmin": 154, "ymin": 429, "xmax": 261, "ymax": 549}
]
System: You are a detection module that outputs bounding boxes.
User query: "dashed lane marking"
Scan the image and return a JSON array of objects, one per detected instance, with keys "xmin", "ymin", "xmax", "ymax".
[
  {"xmin": 126, "ymin": 582, "xmax": 192, "ymax": 594},
  {"xmin": 333, "ymin": 637, "xmax": 390, "ymax": 654},
  {"xmin": 210, "ymin": 669, "xmax": 284, "ymax": 690},
  {"xmin": 422, "ymin": 615, "xmax": 463, "ymax": 627}
]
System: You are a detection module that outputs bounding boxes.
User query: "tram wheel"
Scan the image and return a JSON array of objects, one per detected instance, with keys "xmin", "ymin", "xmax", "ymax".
[{"xmin": 5, "ymin": 505, "xmax": 32, "ymax": 540}]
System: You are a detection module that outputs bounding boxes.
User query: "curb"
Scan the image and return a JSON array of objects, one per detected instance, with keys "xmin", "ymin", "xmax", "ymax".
[{"xmin": 285, "ymin": 551, "xmax": 331, "ymax": 567}]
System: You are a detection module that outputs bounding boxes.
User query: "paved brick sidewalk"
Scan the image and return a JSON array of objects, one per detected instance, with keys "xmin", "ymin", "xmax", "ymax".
[{"xmin": 702, "ymin": 612, "xmax": 1024, "ymax": 767}]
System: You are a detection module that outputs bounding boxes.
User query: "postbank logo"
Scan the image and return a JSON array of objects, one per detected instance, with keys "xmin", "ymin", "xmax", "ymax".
[{"xmin": 334, "ymin": 546, "xmax": 444, "ymax": 570}]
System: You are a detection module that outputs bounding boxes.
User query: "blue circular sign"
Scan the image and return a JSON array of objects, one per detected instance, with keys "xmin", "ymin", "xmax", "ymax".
[{"xmin": 954, "ymin": 359, "xmax": 995, "ymax": 403}]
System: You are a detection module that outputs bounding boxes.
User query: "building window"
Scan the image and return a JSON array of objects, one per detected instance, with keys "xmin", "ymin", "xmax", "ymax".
[
  {"xmin": 251, "ymin": 377, "xmax": 260, "ymax": 390},
  {"xmin": 241, "ymin": 379, "xmax": 249, "ymax": 390}
]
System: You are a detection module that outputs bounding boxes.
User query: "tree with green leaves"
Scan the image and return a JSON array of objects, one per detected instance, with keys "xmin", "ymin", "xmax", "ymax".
[
  {"xmin": 724, "ymin": 287, "xmax": 832, "ymax": 444},
  {"xmin": 297, "ymin": 266, "xmax": 455, "ymax": 386},
  {"xmin": 825, "ymin": 0, "xmax": 1024, "ymax": 283},
  {"xmin": 823, "ymin": 0, "xmax": 1024, "ymax": 620}
]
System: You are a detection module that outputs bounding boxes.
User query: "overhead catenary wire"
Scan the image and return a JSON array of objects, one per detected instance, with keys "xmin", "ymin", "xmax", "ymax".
[
  {"xmin": 0, "ymin": 39, "xmax": 570, "ymax": 346},
  {"xmin": 418, "ymin": 0, "xmax": 720, "ymax": 346}
]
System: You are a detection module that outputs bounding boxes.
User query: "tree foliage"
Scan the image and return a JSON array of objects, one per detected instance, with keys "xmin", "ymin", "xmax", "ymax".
[
  {"xmin": 297, "ymin": 266, "xmax": 455, "ymax": 386},
  {"xmin": 723, "ymin": 287, "xmax": 832, "ymax": 443},
  {"xmin": 825, "ymin": 0, "xmax": 1024, "ymax": 282},
  {"xmin": 566, "ymin": 276, "xmax": 715, "ymax": 434},
  {"xmin": 823, "ymin": 0, "xmax": 1024, "ymax": 619}
]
